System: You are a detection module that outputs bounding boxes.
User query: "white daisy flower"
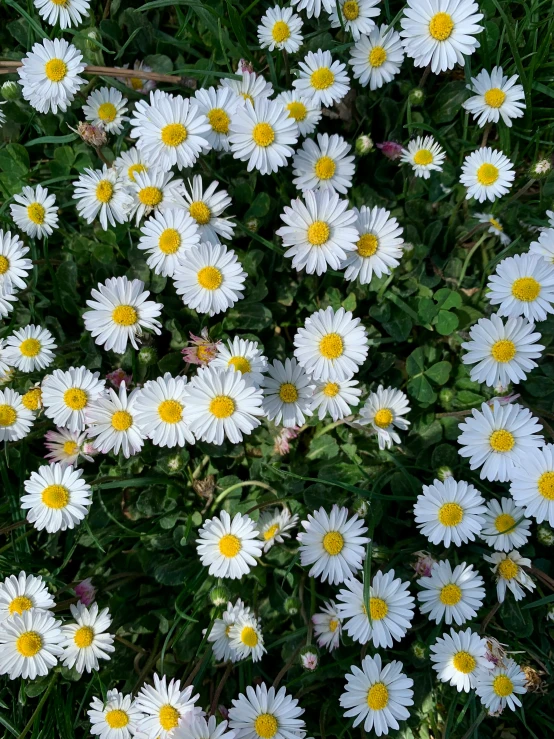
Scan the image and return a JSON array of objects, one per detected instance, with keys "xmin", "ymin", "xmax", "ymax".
[
  {"xmin": 293, "ymin": 49, "xmax": 351, "ymax": 107},
  {"xmin": 310, "ymin": 378, "xmax": 361, "ymax": 421},
  {"xmin": 480, "ymin": 497, "xmax": 531, "ymax": 552},
  {"xmin": 460, "ymin": 147, "xmax": 516, "ymax": 202},
  {"xmin": 0, "ymin": 229, "xmax": 32, "ymax": 293},
  {"xmin": 484, "ymin": 550, "xmax": 535, "ymax": 603},
  {"xmin": 211, "ymin": 337, "xmax": 267, "ymax": 388},
  {"xmin": 475, "ymin": 212, "xmax": 511, "ymax": 245},
  {"xmin": 173, "ymin": 716, "xmax": 235, "ymax": 739},
  {"xmin": 475, "ymin": 658, "xmax": 527, "ymax": 713},
  {"xmin": 0, "ymin": 340, "xmax": 10, "ymax": 379},
  {"xmin": 275, "ymin": 90, "xmax": 322, "ymax": 137},
  {"xmin": 400, "ymin": 0, "xmax": 484, "ymax": 74},
  {"xmin": 45, "ymin": 427, "xmax": 92, "ymax": 467},
  {"xmin": 256, "ymin": 507, "xmax": 298, "ymax": 552},
  {"xmin": 228, "ymin": 612, "xmax": 266, "ymax": 663},
  {"xmin": 42, "ymin": 366, "xmax": 105, "ymax": 433},
  {"xmin": 138, "ymin": 209, "xmax": 200, "ymax": 277},
  {"xmin": 207, "ymin": 599, "xmax": 249, "ymax": 662},
  {"xmin": 4, "ymin": 324, "xmax": 56, "ymax": 373},
  {"xmin": 529, "ymin": 226, "xmax": 554, "ymax": 264},
  {"xmin": 182, "ymin": 176, "xmax": 235, "ymax": 244},
  {"xmin": 130, "ymin": 91, "xmax": 211, "ymax": 171},
  {"xmin": 261, "ymin": 357, "xmax": 315, "ymax": 427},
  {"xmin": 400, "ymin": 135, "xmax": 446, "ymax": 179},
  {"xmin": 337, "ymin": 570, "xmax": 415, "ymax": 648},
  {"xmin": 510, "ymin": 444, "xmax": 554, "ymax": 526},
  {"xmin": 73, "ymin": 165, "xmax": 133, "ymax": 230},
  {"xmin": 83, "ymin": 276, "xmax": 162, "ymax": 355},
  {"xmin": 88, "ymin": 689, "xmax": 144, "ymax": 739},
  {"xmin": 85, "ymin": 381, "xmax": 144, "ymax": 458},
  {"xmin": 82, "ymin": 86, "xmax": 129, "ymax": 134},
  {"xmin": 486, "ymin": 253, "xmax": 554, "ymax": 322},
  {"xmin": 0, "ymin": 610, "xmax": 63, "ymax": 680},
  {"xmin": 290, "ymin": 0, "xmax": 333, "ymax": 18},
  {"xmin": 194, "ymin": 86, "xmax": 239, "ymax": 152},
  {"xmin": 113, "ymin": 147, "xmax": 150, "ymax": 185},
  {"xmin": 292, "ymin": 133, "xmax": 355, "ymax": 194},
  {"xmin": 17, "ymin": 38, "xmax": 85, "ymax": 114},
  {"xmin": 340, "ymin": 654, "xmax": 414, "ymax": 736},
  {"xmin": 0, "ymin": 572, "xmax": 55, "ymax": 622},
  {"xmin": 329, "ymin": 0, "xmax": 381, "ymax": 40},
  {"xmin": 60, "ymin": 602, "xmax": 114, "ymax": 674},
  {"xmin": 430, "ymin": 627, "xmax": 490, "ymax": 692},
  {"xmin": 135, "ymin": 674, "xmax": 201, "ymax": 739},
  {"xmin": 228, "ymin": 683, "xmax": 305, "ymax": 739},
  {"xmin": 349, "ymin": 25, "xmax": 405, "ymax": 90},
  {"xmin": 276, "ymin": 189, "xmax": 359, "ymax": 275},
  {"xmin": 457, "ymin": 400, "xmax": 544, "ymax": 482},
  {"xmin": 196, "ymin": 510, "xmax": 263, "ymax": 579},
  {"xmin": 413, "ymin": 477, "xmax": 487, "ymax": 547},
  {"xmin": 0, "ymin": 387, "xmax": 34, "ymax": 442},
  {"xmin": 134, "ymin": 373, "xmax": 195, "ymax": 448},
  {"xmin": 258, "ymin": 5, "xmax": 303, "ymax": 53},
  {"xmin": 33, "ymin": 0, "xmax": 90, "ymax": 29},
  {"xmin": 341, "ymin": 205, "xmax": 404, "ymax": 284},
  {"xmin": 417, "ymin": 560, "xmax": 485, "ymax": 626},
  {"xmin": 173, "ymin": 242, "xmax": 246, "ymax": 317},
  {"xmin": 312, "ymin": 601, "xmax": 342, "ymax": 652},
  {"xmin": 120, "ymin": 60, "xmax": 156, "ymax": 94},
  {"xmin": 357, "ymin": 385, "xmax": 410, "ymax": 449},
  {"xmin": 128, "ymin": 170, "xmax": 185, "ymax": 225},
  {"xmin": 222, "ymin": 69, "xmax": 274, "ymax": 107},
  {"xmin": 0, "ymin": 290, "xmax": 18, "ymax": 319},
  {"xmin": 10, "ymin": 185, "xmax": 59, "ymax": 240},
  {"xmin": 463, "ymin": 67, "xmax": 526, "ymax": 128}
]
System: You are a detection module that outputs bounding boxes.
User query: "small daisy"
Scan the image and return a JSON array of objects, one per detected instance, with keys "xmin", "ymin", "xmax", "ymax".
[
  {"xmin": 480, "ymin": 497, "xmax": 531, "ymax": 552},
  {"xmin": 510, "ymin": 444, "xmax": 554, "ymax": 526},
  {"xmin": 275, "ymin": 90, "xmax": 321, "ymax": 137},
  {"xmin": 413, "ymin": 477, "xmax": 487, "ymax": 547},
  {"xmin": 228, "ymin": 612, "xmax": 266, "ymax": 663},
  {"xmin": 475, "ymin": 658, "xmax": 527, "ymax": 713},
  {"xmin": 83, "ymin": 276, "xmax": 162, "ymax": 355},
  {"xmin": 0, "ymin": 290, "xmax": 17, "ymax": 319},
  {"xmin": 475, "ymin": 212, "xmax": 511, "ymax": 245},
  {"xmin": 212, "ymin": 337, "xmax": 267, "ymax": 388},
  {"xmin": 73, "ymin": 165, "xmax": 133, "ymax": 230},
  {"xmin": 457, "ymin": 400, "xmax": 544, "ymax": 482},
  {"xmin": 207, "ymin": 599, "xmax": 249, "ymax": 662},
  {"xmin": 82, "ymin": 86, "xmax": 129, "ymax": 134},
  {"xmin": 342, "ymin": 206, "xmax": 404, "ymax": 284},
  {"xmin": 196, "ymin": 510, "xmax": 263, "ymax": 579},
  {"xmin": 530, "ymin": 226, "xmax": 554, "ymax": 265},
  {"xmin": 10, "ymin": 185, "xmax": 59, "ymax": 240},
  {"xmin": 194, "ymin": 86, "xmax": 239, "ymax": 152},
  {"xmin": 222, "ymin": 68, "xmax": 274, "ymax": 107},
  {"xmin": 400, "ymin": 0, "xmax": 484, "ymax": 74},
  {"xmin": 88, "ymin": 689, "xmax": 144, "ymax": 739},
  {"xmin": 0, "ymin": 572, "xmax": 55, "ymax": 622},
  {"xmin": 329, "ymin": 0, "xmax": 381, "ymax": 40},
  {"xmin": 258, "ymin": 6, "xmax": 303, "ymax": 53},
  {"xmin": 120, "ymin": 60, "xmax": 156, "ymax": 94},
  {"xmin": 0, "ymin": 387, "xmax": 34, "ymax": 442},
  {"xmin": 85, "ymin": 382, "xmax": 144, "ymax": 458},
  {"xmin": 261, "ymin": 357, "xmax": 315, "ymax": 427},
  {"xmin": 0, "ymin": 610, "xmax": 63, "ymax": 680},
  {"xmin": 487, "ymin": 253, "xmax": 554, "ymax": 322},
  {"xmin": 44, "ymin": 427, "xmax": 92, "ymax": 467},
  {"xmin": 417, "ymin": 560, "xmax": 485, "ymax": 626},
  {"xmin": 293, "ymin": 49, "xmax": 350, "ymax": 107},
  {"xmin": 310, "ymin": 378, "xmax": 361, "ymax": 421},
  {"xmin": 276, "ymin": 189, "xmax": 359, "ymax": 275},
  {"xmin": 256, "ymin": 507, "xmax": 298, "ymax": 552},
  {"xmin": 173, "ymin": 242, "xmax": 246, "ymax": 317},
  {"xmin": 182, "ymin": 176, "xmax": 235, "ymax": 244},
  {"xmin": 463, "ymin": 67, "xmax": 526, "ymax": 128},
  {"xmin": 135, "ymin": 674, "xmax": 201, "ymax": 739},
  {"xmin": 292, "ymin": 133, "xmax": 355, "ymax": 194},
  {"xmin": 349, "ymin": 25, "xmax": 404, "ymax": 90},
  {"xmin": 33, "ymin": 0, "xmax": 90, "ymax": 29},
  {"xmin": 357, "ymin": 385, "xmax": 410, "ymax": 449},
  {"xmin": 42, "ymin": 366, "xmax": 105, "ymax": 433},
  {"xmin": 17, "ymin": 38, "xmax": 85, "ymax": 114},
  {"xmin": 312, "ymin": 601, "xmax": 342, "ymax": 652},
  {"xmin": 60, "ymin": 602, "xmax": 114, "ymax": 674},
  {"xmin": 430, "ymin": 628, "xmax": 490, "ymax": 693},
  {"xmin": 173, "ymin": 716, "xmax": 235, "ymax": 739},
  {"xmin": 228, "ymin": 683, "xmax": 305, "ymax": 739},
  {"xmin": 0, "ymin": 229, "xmax": 33, "ymax": 293},
  {"xmin": 113, "ymin": 147, "xmax": 150, "ymax": 185},
  {"xmin": 340, "ymin": 654, "xmax": 414, "ymax": 736},
  {"xmin": 138, "ymin": 209, "xmax": 200, "ymax": 277},
  {"xmin": 400, "ymin": 135, "xmax": 446, "ymax": 179},
  {"xmin": 128, "ymin": 170, "xmax": 185, "ymax": 225},
  {"xmin": 4, "ymin": 325, "xmax": 56, "ymax": 373},
  {"xmin": 134, "ymin": 373, "xmax": 195, "ymax": 448},
  {"xmin": 484, "ymin": 550, "xmax": 535, "ymax": 603},
  {"xmin": 290, "ymin": 0, "xmax": 333, "ymax": 18},
  {"xmin": 460, "ymin": 147, "xmax": 516, "ymax": 202}
]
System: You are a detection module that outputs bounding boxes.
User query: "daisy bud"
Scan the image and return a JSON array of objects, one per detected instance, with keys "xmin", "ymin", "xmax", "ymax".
[
  {"xmin": 408, "ymin": 87, "xmax": 425, "ymax": 106},
  {"xmin": 74, "ymin": 577, "xmax": 96, "ymax": 606},
  {"xmin": 210, "ymin": 584, "xmax": 231, "ymax": 607},
  {"xmin": 412, "ymin": 550, "xmax": 437, "ymax": 578},
  {"xmin": 439, "ymin": 387, "xmax": 454, "ymax": 409},
  {"xmin": 537, "ymin": 524, "xmax": 554, "ymax": 547},
  {"xmin": 284, "ymin": 596, "xmax": 301, "ymax": 616},
  {"xmin": 166, "ymin": 454, "xmax": 186, "ymax": 474},
  {"xmin": 299, "ymin": 645, "xmax": 319, "ymax": 672},
  {"xmin": 355, "ymin": 134, "xmax": 374, "ymax": 156},
  {"xmin": 352, "ymin": 497, "xmax": 369, "ymax": 517},
  {"xmin": 1, "ymin": 81, "xmax": 20, "ymax": 101},
  {"xmin": 245, "ymin": 217, "xmax": 259, "ymax": 233},
  {"xmin": 547, "ymin": 604, "xmax": 554, "ymax": 622},
  {"xmin": 376, "ymin": 140, "xmax": 403, "ymax": 160},
  {"xmin": 138, "ymin": 346, "xmax": 157, "ymax": 366},
  {"xmin": 530, "ymin": 158, "xmax": 552, "ymax": 179},
  {"xmin": 411, "ymin": 640, "xmax": 428, "ymax": 661},
  {"xmin": 437, "ymin": 466, "xmax": 453, "ymax": 481}
]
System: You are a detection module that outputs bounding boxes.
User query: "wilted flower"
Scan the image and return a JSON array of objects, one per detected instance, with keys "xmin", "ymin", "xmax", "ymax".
[
  {"xmin": 486, "ymin": 392, "xmax": 520, "ymax": 407},
  {"xmin": 485, "ymin": 637, "xmax": 508, "ymax": 667},
  {"xmin": 71, "ymin": 121, "xmax": 108, "ymax": 148},
  {"xmin": 411, "ymin": 550, "xmax": 436, "ymax": 578},
  {"xmin": 74, "ymin": 578, "xmax": 96, "ymax": 606},
  {"xmin": 237, "ymin": 59, "xmax": 254, "ymax": 74},
  {"xmin": 106, "ymin": 368, "xmax": 132, "ymax": 389},
  {"xmin": 182, "ymin": 328, "xmax": 220, "ymax": 367},
  {"xmin": 273, "ymin": 425, "xmax": 300, "ymax": 456},
  {"xmin": 530, "ymin": 158, "xmax": 552, "ymax": 178},
  {"xmin": 376, "ymin": 141, "xmax": 403, "ymax": 160}
]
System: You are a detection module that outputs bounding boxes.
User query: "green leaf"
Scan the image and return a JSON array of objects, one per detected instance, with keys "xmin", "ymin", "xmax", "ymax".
[
  {"xmin": 224, "ymin": 303, "xmax": 273, "ymax": 330},
  {"xmin": 245, "ymin": 192, "xmax": 271, "ymax": 219},
  {"xmin": 434, "ymin": 288, "xmax": 462, "ymax": 311},
  {"xmin": 435, "ymin": 310, "xmax": 459, "ymax": 335},
  {"xmin": 501, "ymin": 597, "xmax": 534, "ymax": 638},
  {"xmin": 0, "ymin": 143, "xmax": 29, "ymax": 177},
  {"xmin": 426, "ymin": 361, "xmax": 452, "ymax": 385},
  {"xmin": 406, "ymin": 347, "xmax": 426, "ymax": 377},
  {"xmin": 307, "ymin": 435, "xmax": 340, "ymax": 461},
  {"xmin": 407, "ymin": 374, "xmax": 437, "ymax": 404}
]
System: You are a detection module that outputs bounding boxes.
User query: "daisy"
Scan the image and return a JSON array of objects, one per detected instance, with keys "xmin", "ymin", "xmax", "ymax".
[
  {"xmin": 222, "ymin": 68, "xmax": 274, "ymax": 107},
  {"xmin": 310, "ymin": 378, "xmax": 361, "ymax": 421},
  {"xmin": 475, "ymin": 658, "xmax": 527, "ymax": 713},
  {"xmin": 529, "ymin": 227, "xmax": 554, "ymax": 264},
  {"xmin": 457, "ymin": 400, "xmax": 543, "ymax": 482},
  {"xmin": 173, "ymin": 242, "xmax": 246, "ymax": 317},
  {"xmin": 0, "ymin": 340, "xmax": 10, "ymax": 379},
  {"xmin": 33, "ymin": 0, "xmax": 90, "ymax": 29},
  {"xmin": 42, "ymin": 366, "xmax": 105, "ymax": 433},
  {"xmin": 349, "ymin": 25, "xmax": 404, "ymax": 90},
  {"xmin": 290, "ymin": 0, "xmax": 333, "ymax": 18},
  {"xmin": 430, "ymin": 628, "xmax": 490, "ymax": 692},
  {"xmin": 276, "ymin": 189, "xmax": 359, "ymax": 275},
  {"xmin": 0, "ymin": 290, "xmax": 17, "ymax": 319},
  {"xmin": 0, "ymin": 229, "xmax": 33, "ymax": 293},
  {"xmin": 510, "ymin": 444, "xmax": 554, "ymax": 525},
  {"xmin": 128, "ymin": 170, "xmax": 185, "ymax": 225},
  {"xmin": 487, "ymin": 253, "xmax": 554, "ymax": 322},
  {"xmin": 258, "ymin": 6, "xmax": 303, "ymax": 53},
  {"xmin": 228, "ymin": 683, "xmax": 305, "ymax": 739},
  {"xmin": 88, "ymin": 689, "xmax": 144, "ymax": 739},
  {"xmin": 85, "ymin": 381, "xmax": 144, "ymax": 458},
  {"xmin": 83, "ymin": 276, "xmax": 163, "ymax": 355},
  {"xmin": 292, "ymin": 133, "xmax": 355, "ymax": 194},
  {"xmin": 400, "ymin": 135, "xmax": 446, "ymax": 179},
  {"xmin": 312, "ymin": 601, "xmax": 342, "ymax": 652},
  {"xmin": 120, "ymin": 60, "xmax": 156, "ymax": 94},
  {"xmin": 0, "ymin": 387, "xmax": 34, "ymax": 442},
  {"xmin": 261, "ymin": 357, "xmax": 315, "ymax": 427},
  {"xmin": 417, "ymin": 560, "xmax": 485, "ymax": 626},
  {"xmin": 357, "ymin": 385, "xmax": 410, "ymax": 449},
  {"xmin": 329, "ymin": 0, "xmax": 381, "ymax": 40},
  {"xmin": 475, "ymin": 212, "xmax": 511, "ymax": 245},
  {"xmin": 17, "ymin": 38, "xmax": 85, "ymax": 114},
  {"xmin": 211, "ymin": 337, "xmax": 268, "ymax": 388},
  {"xmin": 45, "ymin": 427, "xmax": 93, "ymax": 467},
  {"xmin": 4, "ymin": 325, "xmax": 56, "ymax": 373},
  {"xmin": 460, "ymin": 147, "xmax": 516, "ymax": 202},
  {"xmin": 135, "ymin": 674, "xmax": 201, "ymax": 739},
  {"xmin": 10, "ymin": 185, "xmax": 59, "ymax": 239},
  {"xmin": 399, "ymin": 0, "xmax": 484, "ymax": 74},
  {"xmin": 293, "ymin": 49, "xmax": 350, "ymax": 107},
  {"xmin": 413, "ymin": 477, "xmax": 487, "ymax": 547},
  {"xmin": 196, "ymin": 510, "xmax": 263, "ymax": 579},
  {"xmin": 274, "ymin": 91, "xmax": 322, "ymax": 140},
  {"xmin": 138, "ymin": 209, "xmax": 200, "ymax": 277},
  {"xmin": 134, "ymin": 373, "xmax": 195, "ymax": 448},
  {"xmin": 73, "ymin": 165, "xmax": 133, "ymax": 230},
  {"xmin": 463, "ymin": 67, "xmax": 526, "ymax": 128},
  {"xmin": 0, "ymin": 572, "xmax": 55, "ymax": 622},
  {"xmin": 60, "ymin": 602, "xmax": 114, "ymax": 674},
  {"xmin": 484, "ymin": 550, "xmax": 535, "ymax": 603},
  {"xmin": 173, "ymin": 716, "xmax": 235, "ymax": 739},
  {"xmin": 228, "ymin": 612, "xmax": 266, "ymax": 662},
  {"xmin": 82, "ymin": 86, "xmax": 129, "ymax": 134},
  {"xmin": 207, "ymin": 599, "xmax": 249, "ymax": 662},
  {"xmin": 480, "ymin": 496, "xmax": 531, "ymax": 553},
  {"xmin": 341, "ymin": 206, "xmax": 404, "ymax": 284},
  {"xmin": 113, "ymin": 147, "xmax": 150, "ymax": 185},
  {"xmin": 130, "ymin": 91, "xmax": 211, "ymax": 170},
  {"xmin": 340, "ymin": 654, "xmax": 414, "ymax": 736},
  {"xmin": 0, "ymin": 610, "xmax": 63, "ymax": 680},
  {"xmin": 256, "ymin": 507, "xmax": 298, "ymax": 552},
  {"xmin": 194, "ymin": 86, "xmax": 239, "ymax": 152},
  {"xmin": 181, "ymin": 176, "xmax": 235, "ymax": 244}
]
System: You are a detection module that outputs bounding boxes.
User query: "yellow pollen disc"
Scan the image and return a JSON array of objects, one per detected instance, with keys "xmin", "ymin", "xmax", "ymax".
[
  {"xmin": 272, "ymin": 20, "xmax": 290, "ymax": 42},
  {"xmin": 342, "ymin": 0, "xmax": 359, "ymax": 21},
  {"xmin": 476, "ymin": 163, "xmax": 499, "ymax": 186},
  {"xmin": 437, "ymin": 502, "xmax": 464, "ymax": 527},
  {"xmin": 489, "ymin": 217, "xmax": 503, "ymax": 231},
  {"xmin": 264, "ymin": 524, "xmax": 279, "ymax": 540},
  {"xmin": 491, "ymin": 339, "xmax": 516, "ymax": 363},
  {"xmin": 197, "ymin": 265, "xmax": 223, "ymax": 290},
  {"xmin": 159, "ymin": 705, "xmax": 180, "ymax": 731},
  {"xmin": 74, "ymin": 625, "xmax": 94, "ymax": 648},
  {"xmin": 319, "ymin": 332, "xmax": 344, "ymax": 360},
  {"xmin": 128, "ymin": 163, "xmax": 146, "ymax": 182},
  {"xmin": 310, "ymin": 67, "xmax": 335, "ymax": 90},
  {"xmin": 22, "ymin": 388, "xmax": 42, "ymax": 411},
  {"xmin": 489, "ymin": 429, "xmax": 515, "ymax": 453},
  {"xmin": 254, "ymin": 714, "xmax": 278, "ymax": 739},
  {"xmin": 97, "ymin": 102, "xmax": 117, "ymax": 122},
  {"xmin": 366, "ymin": 682, "xmax": 389, "ymax": 710},
  {"xmin": 322, "ymin": 530, "xmax": 344, "ymax": 555},
  {"xmin": 307, "ymin": 220, "xmax": 330, "ymax": 246},
  {"xmin": 369, "ymin": 597, "xmax": 388, "ymax": 620},
  {"xmin": 0, "ymin": 404, "xmax": 17, "ymax": 427},
  {"xmin": 252, "ymin": 122, "xmax": 275, "ymax": 147},
  {"xmin": 493, "ymin": 674, "xmax": 514, "ymax": 697},
  {"xmin": 51, "ymin": 0, "xmax": 68, "ymax": 4},
  {"xmin": 414, "ymin": 149, "xmax": 434, "ymax": 166},
  {"xmin": 161, "ymin": 123, "xmax": 188, "ymax": 147},
  {"xmin": 495, "ymin": 512, "xmax": 515, "ymax": 533},
  {"xmin": 538, "ymin": 471, "xmax": 554, "ymax": 500},
  {"xmin": 96, "ymin": 180, "xmax": 114, "ymax": 204},
  {"xmin": 45, "ymin": 58, "xmax": 67, "ymax": 82},
  {"xmin": 373, "ymin": 408, "xmax": 393, "ymax": 428},
  {"xmin": 42, "ymin": 484, "xmax": 70, "ymax": 509},
  {"xmin": 241, "ymin": 92, "xmax": 254, "ymax": 103},
  {"xmin": 159, "ymin": 228, "xmax": 181, "ymax": 254},
  {"xmin": 484, "ymin": 88, "xmax": 507, "ymax": 108},
  {"xmin": 207, "ymin": 107, "xmax": 230, "ymax": 134},
  {"xmin": 314, "ymin": 155, "xmax": 336, "ymax": 180},
  {"xmin": 498, "ymin": 558, "xmax": 519, "ymax": 580},
  {"xmin": 240, "ymin": 625, "xmax": 259, "ymax": 647},
  {"xmin": 189, "ymin": 200, "xmax": 211, "ymax": 225},
  {"xmin": 19, "ymin": 338, "xmax": 41, "ymax": 357},
  {"xmin": 8, "ymin": 596, "xmax": 33, "ymax": 615},
  {"xmin": 63, "ymin": 440, "xmax": 78, "ymax": 455},
  {"xmin": 0, "ymin": 256, "xmax": 9, "ymax": 274},
  {"xmin": 105, "ymin": 709, "xmax": 129, "ymax": 729},
  {"xmin": 279, "ymin": 383, "xmax": 298, "ymax": 403},
  {"xmin": 511, "ymin": 276, "xmax": 540, "ymax": 302},
  {"xmin": 158, "ymin": 399, "xmax": 183, "ymax": 424},
  {"xmin": 286, "ymin": 101, "xmax": 307, "ymax": 122},
  {"xmin": 112, "ymin": 305, "xmax": 138, "ymax": 327},
  {"xmin": 16, "ymin": 631, "xmax": 42, "ymax": 657},
  {"xmin": 218, "ymin": 533, "xmax": 241, "ymax": 557},
  {"xmin": 209, "ymin": 395, "xmax": 235, "ymax": 419},
  {"xmin": 452, "ymin": 651, "xmax": 476, "ymax": 674},
  {"xmin": 111, "ymin": 410, "xmax": 133, "ymax": 431},
  {"xmin": 130, "ymin": 77, "xmax": 144, "ymax": 90},
  {"xmin": 329, "ymin": 618, "xmax": 339, "ymax": 632},
  {"xmin": 369, "ymin": 46, "xmax": 387, "ymax": 67},
  {"xmin": 197, "ymin": 346, "xmax": 212, "ymax": 362},
  {"xmin": 323, "ymin": 382, "xmax": 340, "ymax": 398},
  {"xmin": 228, "ymin": 356, "xmax": 251, "ymax": 374},
  {"xmin": 429, "ymin": 11, "xmax": 454, "ymax": 41},
  {"xmin": 138, "ymin": 186, "xmax": 163, "ymax": 207},
  {"xmin": 27, "ymin": 202, "xmax": 46, "ymax": 225},
  {"xmin": 439, "ymin": 583, "xmax": 462, "ymax": 606}
]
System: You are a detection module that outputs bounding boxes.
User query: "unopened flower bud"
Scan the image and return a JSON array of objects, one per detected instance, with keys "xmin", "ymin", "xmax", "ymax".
[
  {"xmin": 284, "ymin": 596, "xmax": 301, "ymax": 616},
  {"xmin": 1, "ymin": 81, "xmax": 20, "ymax": 101},
  {"xmin": 353, "ymin": 498, "xmax": 369, "ymax": 518},
  {"xmin": 355, "ymin": 134, "xmax": 374, "ymax": 156},
  {"xmin": 530, "ymin": 158, "xmax": 552, "ymax": 179},
  {"xmin": 210, "ymin": 585, "xmax": 231, "ymax": 607},
  {"xmin": 408, "ymin": 88, "xmax": 425, "ymax": 106},
  {"xmin": 138, "ymin": 346, "xmax": 158, "ymax": 366},
  {"xmin": 245, "ymin": 217, "xmax": 259, "ymax": 233},
  {"xmin": 537, "ymin": 524, "xmax": 554, "ymax": 547},
  {"xmin": 299, "ymin": 645, "xmax": 319, "ymax": 671},
  {"xmin": 412, "ymin": 641, "xmax": 427, "ymax": 661},
  {"xmin": 75, "ymin": 578, "xmax": 96, "ymax": 606},
  {"xmin": 437, "ymin": 466, "xmax": 452, "ymax": 481}
]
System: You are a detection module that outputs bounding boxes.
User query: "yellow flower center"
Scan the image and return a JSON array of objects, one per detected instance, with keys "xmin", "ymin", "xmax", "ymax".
[
  {"xmin": 228, "ymin": 356, "xmax": 251, "ymax": 374},
  {"xmin": 19, "ymin": 338, "xmax": 41, "ymax": 357},
  {"xmin": 41, "ymin": 484, "xmax": 70, "ymax": 509},
  {"xmin": 241, "ymin": 92, "xmax": 254, "ymax": 103},
  {"xmin": 493, "ymin": 674, "xmax": 514, "ymax": 697},
  {"xmin": 439, "ymin": 583, "xmax": 462, "ymax": 606},
  {"xmin": 138, "ymin": 186, "xmax": 163, "ymax": 207},
  {"xmin": 342, "ymin": 0, "xmax": 359, "ymax": 20},
  {"xmin": 8, "ymin": 596, "xmax": 33, "ymax": 615},
  {"xmin": 437, "ymin": 502, "xmax": 464, "ymax": 527},
  {"xmin": 74, "ymin": 625, "xmax": 94, "ymax": 648},
  {"xmin": 209, "ymin": 395, "xmax": 235, "ymax": 418},
  {"xmin": 369, "ymin": 46, "xmax": 387, "ymax": 67},
  {"xmin": 538, "ymin": 471, "xmax": 554, "ymax": 500},
  {"xmin": 366, "ymin": 682, "xmax": 389, "ymax": 710},
  {"xmin": 111, "ymin": 410, "xmax": 133, "ymax": 431},
  {"xmin": 307, "ymin": 220, "xmax": 330, "ymax": 246},
  {"xmin": 159, "ymin": 705, "xmax": 180, "ymax": 731},
  {"xmin": 96, "ymin": 180, "xmax": 114, "ymax": 204},
  {"xmin": 373, "ymin": 408, "xmax": 393, "ymax": 428},
  {"xmin": 197, "ymin": 265, "xmax": 223, "ymax": 290},
  {"xmin": 159, "ymin": 228, "xmax": 181, "ymax": 254},
  {"xmin": 452, "ymin": 651, "xmax": 476, "ymax": 674},
  {"xmin": 254, "ymin": 714, "xmax": 278, "ymax": 739},
  {"xmin": 158, "ymin": 399, "xmax": 183, "ymax": 424},
  {"xmin": 484, "ymin": 88, "xmax": 507, "ymax": 108},
  {"xmin": 197, "ymin": 346, "xmax": 212, "ymax": 362},
  {"xmin": 130, "ymin": 77, "xmax": 144, "ymax": 90},
  {"xmin": 264, "ymin": 523, "xmax": 279, "ymax": 541},
  {"xmin": 319, "ymin": 332, "xmax": 344, "ymax": 360},
  {"xmin": 161, "ymin": 123, "xmax": 188, "ymax": 147},
  {"xmin": 0, "ymin": 256, "xmax": 9, "ymax": 274},
  {"xmin": 314, "ymin": 155, "xmax": 336, "ymax": 180},
  {"xmin": 27, "ymin": 202, "xmax": 46, "ymax": 225},
  {"xmin": 105, "ymin": 709, "xmax": 129, "ymax": 729},
  {"xmin": 252, "ymin": 122, "xmax": 275, "ymax": 147},
  {"xmin": 97, "ymin": 102, "xmax": 117, "ymax": 122},
  {"xmin": 489, "ymin": 217, "xmax": 503, "ymax": 231},
  {"xmin": 498, "ymin": 558, "xmax": 519, "ymax": 580},
  {"xmin": 128, "ymin": 163, "xmax": 147, "ymax": 183},
  {"xmin": 511, "ymin": 276, "xmax": 540, "ymax": 302},
  {"xmin": 218, "ymin": 533, "xmax": 241, "ymax": 557},
  {"xmin": 240, "ymin": 625, "xmax": 259, "ymax": 647},
  {"xmin": 429, "ymin": 12, "xmax": 454, "ymax": 41},
  {"xmin": 0, "ymin": 404, "xmax": 16, "ymax": 426},
  {"xmin": 63, "ymin": 440, "xmax": 78, "ymax": 455},
  {"xmin": 207, "ymin": 107, "xmax": 231, "ymax": 134},
  {"xmin": 322, "ymin": 530, "xmax": 344, "ymax": 555},
  {"xmin": 22, "ymin": 388, "xmax": 42, "ymax": 411},
  {"xmin": 414, "ymin": 149, "xmax": 434, "ymax": 166},
  {"xmin": 369, "ymin": 597, "xmax": 388, "ymax": 620},
  {"xmin": 272, "ymin": 20, "xmax": 290, "ymax": 42},
  {"xmin": 495, "ymin": 512, "xmax": 516, "ymax": 533},
  {"xmin": 44, "ymin": 58, "xmax": 67, "ymax": 82},
  {"xmin": 279, "ymin": 383, "xmax": 298, "ymax": 403},
  {"xmin": 491, "ymin": 339, "xmax": 516, "ymax": 363},
  {"xmin": 323, "ymin": 382, "xmax": 340, "ymax": 398},
  {"xmin": 310, "ymin": 67, "xmax": 335, "ymax": 90},
  {"xmin": 51, "ymin": 0, "xmax": 69, "ymax": 5},
  {"xmin": 489, "ymin": 429, "xmax": 515, "ymax": 453},
  {"xmin": 189, "ymin": 200, "xmax": 211, "ymax": 225},
  {"xmin": 286, "ymin": 101, "xmax": 307, "ymax": 122},
  {"xmin": 64, "ymin": 387, "xmax": 88, "ymax": 410},
  {"xmin": 329, "ymin": 618, "xmax": 339, "ymax": 632},
  {"xmin": 112, "ymin": 305, "xmax": 138, "ymax": 326},
  {"xmin": 476, "ymin": 163, "xmax": 499, "ymax": 186},
  {"xmin": 16, "ymin": 631, "xmax": 42, "ymax": 657}
]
